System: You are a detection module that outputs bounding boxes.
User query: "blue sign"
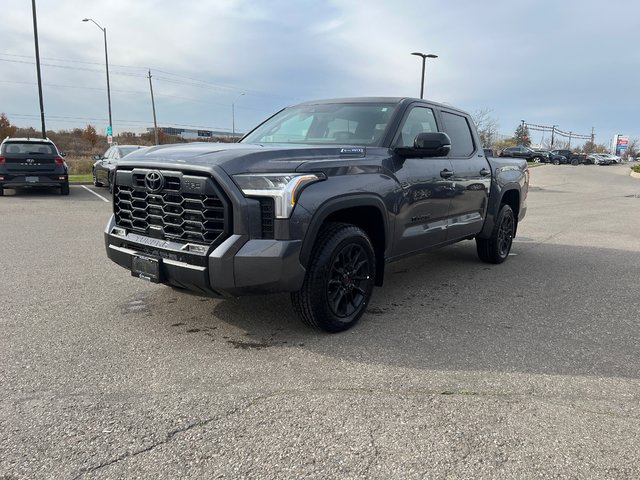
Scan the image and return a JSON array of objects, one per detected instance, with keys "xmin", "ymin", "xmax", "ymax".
[{"xmin": 107, "ymin": 126, "xmax": 112, "ymax": 136}]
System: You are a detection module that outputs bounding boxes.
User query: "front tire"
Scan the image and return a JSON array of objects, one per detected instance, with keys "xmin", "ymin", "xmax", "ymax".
[
  {"xmin": 476, "ymin": 204, "xmax": 515, "ymax": 264},
  {"xmin": 291, "ymin": 223, "xmax": 375, "ymax": 333},
  {"xmin": 552, "ymin": 159, "xmax": 560, "ymax": 165}
]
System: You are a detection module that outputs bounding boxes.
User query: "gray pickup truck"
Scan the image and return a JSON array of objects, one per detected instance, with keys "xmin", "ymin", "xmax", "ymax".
[{"xmin": 105, "ymin": 97, "xmax": 529, "ymax": 332}]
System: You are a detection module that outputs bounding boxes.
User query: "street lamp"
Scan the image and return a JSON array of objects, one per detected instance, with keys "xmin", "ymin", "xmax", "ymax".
[
  {"xmin": 232, "ymin": 93, "xmax": 245, "ymax": 139},
  {"xmin": 411, "ymin": 52, "xmax": 438, "ymax": 99},
  {"xmin": 83, "ymin": 18, "xmax": 112, "ymax": 136}
]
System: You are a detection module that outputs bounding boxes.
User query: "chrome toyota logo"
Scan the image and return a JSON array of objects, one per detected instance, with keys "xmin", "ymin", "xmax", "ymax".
[{"xmin": 144, "ymin": 171, "xmax": 164, "ymax": 192}]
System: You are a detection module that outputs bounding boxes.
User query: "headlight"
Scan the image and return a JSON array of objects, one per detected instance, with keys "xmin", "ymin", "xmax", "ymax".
[{"xmin": 232, "ymin": 173, "xmax": 324, "ymax": 218}]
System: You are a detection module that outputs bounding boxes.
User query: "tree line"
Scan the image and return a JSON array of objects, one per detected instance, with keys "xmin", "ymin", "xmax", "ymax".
[{"xmin": 0, "ymin": 113, "xmax": 234, "ymax": 158}]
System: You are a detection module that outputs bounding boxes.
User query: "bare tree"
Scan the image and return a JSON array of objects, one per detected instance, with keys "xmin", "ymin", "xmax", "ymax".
[
  {"xmin": 626, "ymin": 138, "xmax": 638, "ymax": 158},
  {"xmin": 471, "ymin": 108, "xmax": 499, "ymax": 148}
]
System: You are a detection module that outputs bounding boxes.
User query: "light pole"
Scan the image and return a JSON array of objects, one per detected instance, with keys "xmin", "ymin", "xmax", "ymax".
[
  {"xmin": 411, "ymin": 52, "xmax": 438, "ymax": 99},
  {"xmin": 83, "ymin": 18, "xmax": 112, "ymax": 136},
  {"xmin": 232, "ymin": 93, "xmax": 245, "ymax": 139}
]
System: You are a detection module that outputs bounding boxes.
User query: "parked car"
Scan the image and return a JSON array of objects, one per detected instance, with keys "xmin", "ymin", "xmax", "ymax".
[
  {"xmin": 500, "ymin": 146, "xmax": 546, "ymax": 163},
  {"xmin": 586, "ymin": 154, "xmax": 612, "ymax": 165},
  {"xmin": 599, "ymin": 153, "xmax": 622, "ymax": 164},
  {"xmin": 0, "ymin": 137, "xmax": 69, "ymax": 196},
  {"xmin": 531, "ymin": 149, "xmax": 568, "ymax": 164},
  {"xmin": 549, "ymin": 149, "xmax": 584, "ymax": 165},
  {"xmin": 93, "ymin": 145, "xmax": 148, "ymax": 191}
]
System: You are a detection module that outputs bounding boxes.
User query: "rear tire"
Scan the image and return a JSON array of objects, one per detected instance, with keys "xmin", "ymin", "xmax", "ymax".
[
  {"xmin": 476, "ymin": 204, "xmax": 515, "ymax": 264},
  {"xmin": 0, "ymin": 186, "xmax": 4, "ymax": 196},
  {"xmin": 570, "ymin": 158, "xmax": 580, "ymax": 166},
  {"xmin": 60, "ymin": 182, "xmax": 70, "ymax": 196},
  {"xmin": 291, "ymin": 223, "xmax": 375, "ymax": 333}
]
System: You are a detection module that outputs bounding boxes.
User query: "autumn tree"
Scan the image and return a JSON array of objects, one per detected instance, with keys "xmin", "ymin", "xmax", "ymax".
[
  {"xmin": 82, "ymin": 124, "xmax": 99, "ymax": 148},
  {"xmin": 0, "ymin": 113, "xmax": 17, "ymax": 139},
  {"xmin": 494, "ymin": 137, "xmax": 518, "ymax": 154}
]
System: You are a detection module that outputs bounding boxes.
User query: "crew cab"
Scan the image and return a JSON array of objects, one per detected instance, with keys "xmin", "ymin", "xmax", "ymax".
[{"xmin": 104, "ymin": 97, "xmax": 529, "ymax": 332}]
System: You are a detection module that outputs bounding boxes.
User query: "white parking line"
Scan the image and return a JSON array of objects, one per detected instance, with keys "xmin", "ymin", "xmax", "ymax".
[{"xmin": 81, "ymin": 185, "xmax": 110, "ymax": 203}]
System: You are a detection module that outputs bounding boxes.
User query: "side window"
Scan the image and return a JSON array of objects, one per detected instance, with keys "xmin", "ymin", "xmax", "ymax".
[
  {"xmin": 441, "ymin": 111, "xmax": 475, "ymax": 157},
  {"xmin": 396, "ymin": 106, "xmax": 438, "ymax": 147}
]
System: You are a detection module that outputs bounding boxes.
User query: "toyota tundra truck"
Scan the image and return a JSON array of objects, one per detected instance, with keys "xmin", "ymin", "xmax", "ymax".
[{"xmin": 105, "ymin": 97, "xmax": 529, "ymax": 332}]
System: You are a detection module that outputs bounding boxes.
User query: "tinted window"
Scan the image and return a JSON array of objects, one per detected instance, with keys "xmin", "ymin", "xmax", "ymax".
[
  {"xmin": 441, "ymin": 112, "xmax": 474, "ymax": 157},
  {"xmin": 396, "ymin": 106, "xmax": 438, "ymax": 147},
  {"xmin": 2, "ymin": 142, "xmax": 55, "ymax": 155}
]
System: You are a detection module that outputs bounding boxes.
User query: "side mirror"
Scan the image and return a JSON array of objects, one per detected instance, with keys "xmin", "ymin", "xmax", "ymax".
[
  {"xmin": 395, "ymin": 132, "xmax": 452, "ymax": 158},
  {"xmin": 59, "ymin": 151, "xmax": 66, "ymax": 157},
  {"xmin": 94, "ymin": 154, "xmax": 101, "ymax": 161}
]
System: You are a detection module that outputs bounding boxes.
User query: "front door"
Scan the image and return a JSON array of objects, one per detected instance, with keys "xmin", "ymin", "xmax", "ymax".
[{"xmin": 391, "ymin": 105, "xmax": 454, "ymax": 257}]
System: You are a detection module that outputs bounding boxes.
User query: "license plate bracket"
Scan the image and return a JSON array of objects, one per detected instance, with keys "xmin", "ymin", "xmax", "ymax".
[
  {"xmin": 25, "ymin": 176, "xmax": 39, "ymax": 183},
  {"xmin": 131, "ymin": 255, "xmax": 161, "ymax": 283}
]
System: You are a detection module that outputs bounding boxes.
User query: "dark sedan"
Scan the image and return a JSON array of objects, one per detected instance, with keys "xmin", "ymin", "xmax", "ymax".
[{"xmin": 93, "ymin": 145, "xmax": 148, "ymax": 190}]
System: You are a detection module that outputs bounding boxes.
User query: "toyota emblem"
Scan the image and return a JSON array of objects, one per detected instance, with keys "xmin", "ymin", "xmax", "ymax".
[{"xmin": 144, "ymin": 171, "xmax": 164, "ymax": 192}]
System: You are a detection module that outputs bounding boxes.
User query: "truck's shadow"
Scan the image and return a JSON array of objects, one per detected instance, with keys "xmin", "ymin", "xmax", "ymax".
[{"xmin": 160, "ymin": 240, "xmax": 639, "ymax": 380}]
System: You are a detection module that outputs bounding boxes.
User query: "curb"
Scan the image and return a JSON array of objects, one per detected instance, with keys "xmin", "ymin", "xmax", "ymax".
[{"xmin": 630, "ymin": 170, "xmax": 640, "ymax": 179}]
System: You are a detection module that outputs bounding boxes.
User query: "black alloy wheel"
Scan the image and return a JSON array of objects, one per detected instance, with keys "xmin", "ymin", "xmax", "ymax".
[
  {"xmin": 292, "ymin": 223, "xmax": 375, "ymax": 332},
  {"xmin": 476, "ymin": 204, "xmax": 515, "ymax": 264}
]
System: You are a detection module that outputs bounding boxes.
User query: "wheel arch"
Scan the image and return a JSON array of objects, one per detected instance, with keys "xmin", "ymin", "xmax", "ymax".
[
  {"xmin": 299, "ymin": 195, "xmax": 389, "ymax": 286},
  {"xmin": 478, "ymin": 186, "xmax": 521, "ymax": 239}
]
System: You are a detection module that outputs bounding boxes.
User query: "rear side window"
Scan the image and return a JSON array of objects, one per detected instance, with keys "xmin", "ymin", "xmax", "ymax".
[
  {"xmin": 441, "ymin": 111, "xmax": 475, "ymax": 157},
  {"xmin": 2, "ymin": 142, "xmax": 55, "ymax": 155}
]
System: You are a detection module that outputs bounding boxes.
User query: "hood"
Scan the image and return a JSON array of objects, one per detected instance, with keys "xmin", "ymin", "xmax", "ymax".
[{"xmin": 117, "ymin": 142, "xmax": 369, "ymax": 175}]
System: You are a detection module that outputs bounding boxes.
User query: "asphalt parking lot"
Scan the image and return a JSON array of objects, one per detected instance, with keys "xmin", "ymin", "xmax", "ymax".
[{"xmin": 1, "ymin": 163, "xmax": 639, "ymax": 479}]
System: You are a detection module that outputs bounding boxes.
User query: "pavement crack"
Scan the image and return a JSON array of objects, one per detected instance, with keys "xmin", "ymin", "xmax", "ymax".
[{"xmin": 71, "ymin": 396, "xmax": 268, "ymax": 479}]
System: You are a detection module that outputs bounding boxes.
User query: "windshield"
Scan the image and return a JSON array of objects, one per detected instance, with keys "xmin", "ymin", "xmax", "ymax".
[
  {"xmin": 241, "ymin": 103, "xmax": 397, "ymax": 146},
  {"xmin": 119, "ymin": 146, "xmax": 141, "ymax": 157}
]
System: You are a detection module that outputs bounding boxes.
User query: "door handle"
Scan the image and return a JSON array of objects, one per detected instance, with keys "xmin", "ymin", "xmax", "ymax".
[
  {"xmin": 480, "ymin": 168, "xmax": 491, "ymax": 176},
  {"xmin": 440, "ymin": 169, "xmax": 454, "ymax": 179}
]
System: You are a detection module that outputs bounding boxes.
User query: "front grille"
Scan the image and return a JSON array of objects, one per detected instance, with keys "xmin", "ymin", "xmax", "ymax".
[{"xmin": 114, "ymin": 170, "xmax": 230, "ymax": 246}]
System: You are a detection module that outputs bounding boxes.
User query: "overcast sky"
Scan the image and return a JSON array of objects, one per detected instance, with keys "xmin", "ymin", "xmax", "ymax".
[{"xmin": 1, "ymin": 0, "xmax": 638, "ymax": 148}]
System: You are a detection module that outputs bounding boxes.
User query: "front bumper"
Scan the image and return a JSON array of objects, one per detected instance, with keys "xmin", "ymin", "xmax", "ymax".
[{"xmin": 104, "ymin": 215, "xmax": 306, "ymax": 297}]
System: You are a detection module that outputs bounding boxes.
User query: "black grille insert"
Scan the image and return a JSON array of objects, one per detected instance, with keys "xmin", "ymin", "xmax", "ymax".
[
  {"xmin": 259, "ymin": 198, "xmax": 275, "ymax": 239},
  {"xmin": 114, "ymin": 170, "xmax": 230, "ymax": 246}
]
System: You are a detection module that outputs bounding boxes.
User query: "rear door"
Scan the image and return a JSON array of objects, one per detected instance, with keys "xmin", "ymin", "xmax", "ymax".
[{"xmin": 440, "ymin": 111, "xmax": 491, "ymax": 241}]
